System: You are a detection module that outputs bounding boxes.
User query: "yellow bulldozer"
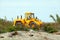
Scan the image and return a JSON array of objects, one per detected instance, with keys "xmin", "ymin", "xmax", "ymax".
[{"xmin": 13, "ymin": 12, "xmax": 42, "ymax": 29}]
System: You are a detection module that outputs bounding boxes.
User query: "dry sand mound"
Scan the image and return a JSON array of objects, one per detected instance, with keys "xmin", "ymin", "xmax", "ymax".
[{"xmin": 0, "ymin": 30, "xmax": 60, "ymax": 40}]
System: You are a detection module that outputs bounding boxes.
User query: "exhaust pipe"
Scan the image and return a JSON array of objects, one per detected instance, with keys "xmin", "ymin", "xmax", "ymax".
[
  {"xmin": 21, "ymin": 15, "xmax": 22, "ymax": 19},
  {"xmin": 17, "ymin": 16, "xmax": 19, "ymax": 19}
]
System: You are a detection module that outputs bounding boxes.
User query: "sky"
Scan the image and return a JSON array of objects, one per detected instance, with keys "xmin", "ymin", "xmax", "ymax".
[{"xmin": 0, "ymin": 0, "xmax": 60, "ymax": 22}]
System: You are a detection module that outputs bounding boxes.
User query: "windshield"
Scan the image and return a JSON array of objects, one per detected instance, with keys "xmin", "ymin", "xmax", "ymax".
[{"xmin": 25, "ymin": 13, "xmax": 34, "ymax": 19}]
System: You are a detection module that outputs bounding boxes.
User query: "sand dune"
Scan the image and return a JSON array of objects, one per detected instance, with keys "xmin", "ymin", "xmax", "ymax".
[{"xmin": 0, "ymin": 31, "xmax": 60, "ymax": 40}]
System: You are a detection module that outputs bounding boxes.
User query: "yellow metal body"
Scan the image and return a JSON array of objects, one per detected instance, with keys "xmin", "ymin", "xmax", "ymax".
[{"xmin": 13, "ymin": 12, "xmax": 43, "ymax": 28}]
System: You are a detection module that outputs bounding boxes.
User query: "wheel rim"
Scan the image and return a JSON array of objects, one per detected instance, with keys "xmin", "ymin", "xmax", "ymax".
[{"xmin": 29, "ymin": 22, "xmax": 37, "ymax": 28}]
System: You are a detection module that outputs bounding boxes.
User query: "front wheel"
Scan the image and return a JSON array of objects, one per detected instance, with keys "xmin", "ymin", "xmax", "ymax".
[{"xmin": 15, "ymin": 21, "xmax": 24, "ymax": 30}]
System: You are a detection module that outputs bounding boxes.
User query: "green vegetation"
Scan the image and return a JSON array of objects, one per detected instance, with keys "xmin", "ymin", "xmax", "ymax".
[
  {"xmin": 0, "ymin": 18, "xmax": 29, "ymax": 33},
  {"xmin": 43, "ymin": 14, "xmax": 60, "ymax": 33},
  {"xmin": 0, "ymin": 18, "xmax": 14, "ymax": 33},
  {"xmin": 15, "ymin": 26, "xmax": 29, "ymax": 31},
  {"xmin": 50, "ymin": 14, "xmax": 60, "ymax": 30},
  {"xmin": 50, "ymin": 14, "xmax": 60, "ymax": 23},
  {"xmin": 43, "ymin": 23, "xmax": 58, "ymax": 33}
]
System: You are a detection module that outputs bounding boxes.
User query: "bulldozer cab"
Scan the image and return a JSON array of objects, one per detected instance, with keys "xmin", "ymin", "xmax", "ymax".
[{"xmin": 25, "ymin": 12, "xmax": 34, "ymax": 19}]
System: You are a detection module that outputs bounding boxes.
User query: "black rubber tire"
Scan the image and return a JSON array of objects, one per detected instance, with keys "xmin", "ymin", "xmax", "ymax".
[
  {"xmin": 15, "ymin": 21, "xmax": 23, "ymax": 28},
  {"xmin": 29, "ymin": 22, "xmax": 37, "ymax": 28}
]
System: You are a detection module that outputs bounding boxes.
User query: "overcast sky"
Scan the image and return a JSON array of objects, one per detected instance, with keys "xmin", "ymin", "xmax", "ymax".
[{"xmin": 0, "ymin": 0, "xmax": 60, "ymax": 22}]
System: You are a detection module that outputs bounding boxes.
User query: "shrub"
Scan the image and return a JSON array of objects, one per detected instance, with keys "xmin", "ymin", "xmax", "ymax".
[
  {"xmin": 15, "ymin": 26, "xmax": 29, "ymax": 31},
  {"xmin": 0, "ymin": 25, "xmax": 7, "ymax": 33},
  {"xmin": 32, "ymin": 27, "xmax": 39, "ymax": 31},
  {"xmin": 43, "ymin": 24, "xmax": 58, "ymax": 33},
  {"xmin": 0, "ymin": 30, "xmax": 7, "ymax": 33},
  {"xmin": 8, "ymin": 26, "xmax": 16, "ymax": 32},
  {"xmin": 23, "ymin": 27, "xmax": 29, "ymax": 31}
]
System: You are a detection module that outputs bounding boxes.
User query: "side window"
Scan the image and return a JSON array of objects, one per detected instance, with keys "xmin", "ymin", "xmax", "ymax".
[{"xmin": 27, "ymin": 16, "xmax": 31, "ymax": 20}]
